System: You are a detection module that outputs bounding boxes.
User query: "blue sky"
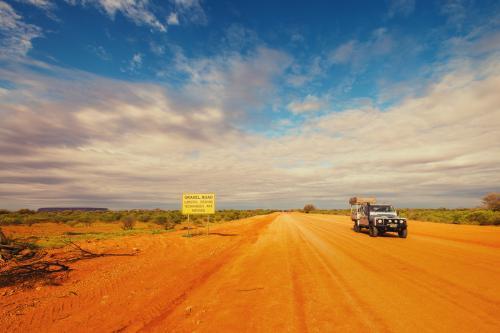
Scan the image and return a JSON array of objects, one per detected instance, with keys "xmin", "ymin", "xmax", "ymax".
[{"xmin": 1, "ymin": 0, "xmax": 499, "ymax": 209}]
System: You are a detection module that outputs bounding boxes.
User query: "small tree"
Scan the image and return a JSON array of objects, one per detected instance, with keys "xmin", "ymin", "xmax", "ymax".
[
  {"xmin": 17, "ymin": 208, "xmax": 35, "ymax": 214},
  {"xmin": 303, "ymin": 204, "xmax": 316, "ymax": 213},
  {"xmin": 121, "ymin": 216, "xmax": 136, "ymax": 230},
  {"xmin": 482, "ymin": 193, "xmax": 500, "ymax": 211}
]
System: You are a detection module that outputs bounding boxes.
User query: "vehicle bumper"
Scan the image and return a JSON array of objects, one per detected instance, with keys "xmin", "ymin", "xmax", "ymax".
[{"xmin": 375, "ymin": 221, "xmax": 407, "ymax": 231}]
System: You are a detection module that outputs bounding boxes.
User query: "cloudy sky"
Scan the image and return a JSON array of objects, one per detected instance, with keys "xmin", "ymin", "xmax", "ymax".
[{"xmin": 1, "ymin": 0, "xmax": 499, "ymax": 209}]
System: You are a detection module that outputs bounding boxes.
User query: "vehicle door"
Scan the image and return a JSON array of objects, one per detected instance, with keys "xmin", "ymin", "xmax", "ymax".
[{"xmin": 359, "ymin": 205, "xmax": 369, "ymax": 226}]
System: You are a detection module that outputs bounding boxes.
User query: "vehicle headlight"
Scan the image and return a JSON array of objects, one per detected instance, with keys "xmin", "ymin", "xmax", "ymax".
[
  {"xmin": 377, "ymin": 219, "xmax": 382, "ymax": 223},
  {"xmin": 388, "ymin": 219, "xmax": 392, "ymax": 223}
]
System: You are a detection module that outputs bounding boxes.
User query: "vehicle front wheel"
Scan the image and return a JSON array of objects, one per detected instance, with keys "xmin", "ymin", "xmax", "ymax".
[
  {"xmin": 369, "ymin": 225, "xmax": 378, "ymax": 237},
  {"xmin": 398, "ymin": 228, "xmax": 408, "ymax": 238},
  {"xmin": 353, "ymin": 221, "xmax": 360, "ymax": 232}
]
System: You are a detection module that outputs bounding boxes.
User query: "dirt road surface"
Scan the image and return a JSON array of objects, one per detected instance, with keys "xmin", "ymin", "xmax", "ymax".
[{"xmin": 1, "ymin": 213, "xmax": 499, "ymax": 332}]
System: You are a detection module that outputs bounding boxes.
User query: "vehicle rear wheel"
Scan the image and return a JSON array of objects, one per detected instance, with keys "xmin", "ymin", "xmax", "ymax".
[
  {"xmin": 369, "ymin": 225, "xmax": 378, "ymax": 237},
  {"xmin": 398, "ymin": 228, "xmax": 408, "ymax": 238}
]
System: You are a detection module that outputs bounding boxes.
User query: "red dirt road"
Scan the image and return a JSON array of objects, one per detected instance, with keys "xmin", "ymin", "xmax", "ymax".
[{"xmin": 2, "ymin": 213, "xmax": 500, "ymax": 332}]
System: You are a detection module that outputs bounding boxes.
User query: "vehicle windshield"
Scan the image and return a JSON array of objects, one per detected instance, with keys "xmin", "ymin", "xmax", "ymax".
[{"xmin": 370, "ymin": 205, "xmax": 395, "ymax": 213}]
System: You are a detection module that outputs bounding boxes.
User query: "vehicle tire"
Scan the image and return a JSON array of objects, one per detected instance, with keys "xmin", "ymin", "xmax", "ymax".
[
  {"xmin": 369, "ymin": 225, "xmax": 378, "ymax": 237},
  {"xmin": 398, "ymin": 228, "xmax": 408, "ymax": 238},
  {"xmin": 353, "ymin": 221, "xmax": 360, "ymax": 232}
]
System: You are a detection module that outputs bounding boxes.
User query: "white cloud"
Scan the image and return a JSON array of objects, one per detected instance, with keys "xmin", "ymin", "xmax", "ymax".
[
  {"xmin": 222, "ymin": 24, "xmax": 259, "ymax": 50},
  {"xmin": 69, "ymin": 0, "xmax": 166, "ymax": 32},
  {"xmin": 66, "ymin": 0, "xmax": 208, "ymax": 30},
  {"xmin": 440, "ymin": 0, "xmax": 469, "ymax": 28},
  {"xmin": 287, "ymin": 95, "xmax": 327, "ymax": 114},
  {"xmin": 286, "ymin": 56, "xmax": 325, "ymax": 87},
  {"xmin": 441, "ymin": 26, "xmax": 500, "ymax": 58},
  {"xmin": 2, "ymin": 52, "xmax": 499, "ymax": 209},
  {"xmin": 171, "ymin": 46, "xmax": 292, "ymax": 120},
  {"xmin": 149, "ymin": 41, "xmax": 165, "ymax": 55},
  {"xmin": 329, "ymin": 28, "xmax": 393, "ymax": 69},
  {"xmin": 88, "ymin": 45, "xmax": 111, "ymax": 61},
  {"xmin": 329, "ymin": 40, "xmax": 357, "ymax": 65},
  {"xmin": 290, "ymin": 32, "xmax": 304, "ymax": 43},
  {"xmin": 128, "ymin": 53, "xmax": 143, "ymax": 71},
  {"xmin": 170, "ymin": 0, "xmax": 207, "ymax": 25},
  {"xmin": 0, "ymin": 1, "xmax": 42, "ymax": 58},
  {"xmin": 15, "ymin": 0, "xmax": 53, "ymax": 10},
  {"xmin": 387, "ymin": 0, "xmax": 415, "ymax": 18},
  {"xmin": 167, "ymin": 12, "xmax": 179, "ymax": 25}
]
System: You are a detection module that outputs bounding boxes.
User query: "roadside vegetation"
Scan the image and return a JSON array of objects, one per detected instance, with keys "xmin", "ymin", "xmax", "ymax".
[
  {"xmin": 400, "ymin": 208, "xmax": 499, "ymax": 225},
  {"xmin": 304, "ymin": 193, "xmax": 500, "ymax": 226},
  {"xmin": 0, "ymin": 209, "xmax": 275, "ymax": 227},
  {"xmin": 0, "ymin": 209, "xmax": 276, "ymax": 250},
  {"xmin": 308, "ymin": 208, "xmax": 499, "ymax": 225}
]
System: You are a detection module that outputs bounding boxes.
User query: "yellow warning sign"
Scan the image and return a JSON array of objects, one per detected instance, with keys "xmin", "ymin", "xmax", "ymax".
[{"xmin": 182, "ymin": 193, "xmax": 216, "ymax": 215}]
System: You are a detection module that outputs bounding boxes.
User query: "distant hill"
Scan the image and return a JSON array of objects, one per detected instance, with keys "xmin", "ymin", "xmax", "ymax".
[{"xmin": 37, "ymin": 207, "xmax": 109, "ymax": 212}]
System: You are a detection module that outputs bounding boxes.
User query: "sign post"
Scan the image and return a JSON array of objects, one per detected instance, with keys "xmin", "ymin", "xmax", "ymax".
[
  {"xmin": 207, "ymin": 215, "xmax": 210, "ymax": 236},
  {"xmin": 182, "ymin": 193, "xmax": 216, "ymax": 236}
]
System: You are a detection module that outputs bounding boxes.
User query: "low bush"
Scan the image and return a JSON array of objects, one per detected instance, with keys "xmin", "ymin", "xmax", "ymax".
[
  {"xmin": 397, "ymin": 208, "xmax": 500, "ymax": 225},
  {"xmin": 120, "ymin": 216, "xmax": 136, "ymax": 230},
  {"xmin": 153, "ymin": 216, "xmax": 167, "ymax": 225},
  {"xmin": 0, "ymin": 208, "xmax": 276, "ymax": 228},
  {"xmin": 314, "ymin": 207, "xmax": 500, "ymax": 226}
]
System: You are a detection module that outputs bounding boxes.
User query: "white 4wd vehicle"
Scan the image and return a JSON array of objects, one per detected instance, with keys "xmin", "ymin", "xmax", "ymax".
[{"xmin": 350, "ymin": 197, "xmax": 407, "ymax": 238}]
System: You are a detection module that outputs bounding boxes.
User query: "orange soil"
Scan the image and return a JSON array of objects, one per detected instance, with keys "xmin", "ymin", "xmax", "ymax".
[{"xmin": 1, "ymin": 213, "xmax": 500, "ymax": 332}]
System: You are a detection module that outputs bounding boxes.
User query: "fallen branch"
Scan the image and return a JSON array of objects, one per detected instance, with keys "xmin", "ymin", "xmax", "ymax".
[
  {"xmin": 0, "ymin": 244, "xmax": 24, "ymax": 251},
  {"xmin": 0, "ymin": 239, "xmax": 138, "ymax": 288},
  {"xmin": 66, "ymin": 241, "xmax": 98, "ymax": 256},
  {"xmin": 0, "ymin": 261, "xmax": 70, "ymax": 288}
]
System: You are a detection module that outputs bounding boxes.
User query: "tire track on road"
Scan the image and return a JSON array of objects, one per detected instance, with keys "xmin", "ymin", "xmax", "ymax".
[
  {"xmin": 288, "ymin": 216, "xmax": 390, "ymax": 332},
  {"xmin": 294, "ymin": 213, "xmax": 500, "ymax": 332},
  {"xmin": 138, "ymin": 215, "xmax": 277, "ymax": 332}
]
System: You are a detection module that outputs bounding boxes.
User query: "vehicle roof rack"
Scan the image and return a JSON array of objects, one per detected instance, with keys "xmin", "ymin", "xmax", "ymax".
[{"xmin": 349, "ymin": 197, "xmax": 377, "ymax": 205}]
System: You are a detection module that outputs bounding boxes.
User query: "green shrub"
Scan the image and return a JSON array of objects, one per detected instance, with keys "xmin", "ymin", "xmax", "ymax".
[
  {"xmin": 138, "ymin": 214, "xmax": 150, "ymax": 222},
  {"xmin": 120, "ymin": 216, "xmax": 136, "ymax": 230},
  {"xmin": 467, "ymin": 210, "xmax": 497, "ymax": 225},
  {"xmin": 17, "ymin": 208, "xmax": 35, "ymax": 214},
  {"xmin": 0, "ymin": 208, "xmax": 277, "ymax": 228},
  {"xmin": 0, "ymin": 215, "xmax": 23, "ymax": 225},
  {"xmin": 79, "ymin": 214, "xmax": 93, "ymax": 227},
  {"xmin": 153, "ymin": 216, "xmax": 167, "ymax": 225}
]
